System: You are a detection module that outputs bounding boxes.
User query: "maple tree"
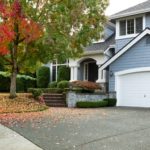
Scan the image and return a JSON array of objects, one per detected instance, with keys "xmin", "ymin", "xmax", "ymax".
[
  {"xmin": 0, "ymin": 0, "xmax": 43, "ymax": 98},
  {"xmin": 21, "ymin": 0, "xmax": 109, "ymax": 61},
  {"xmin": 0, "ymin": 0, "xmax": 108, "ymax": 98}
]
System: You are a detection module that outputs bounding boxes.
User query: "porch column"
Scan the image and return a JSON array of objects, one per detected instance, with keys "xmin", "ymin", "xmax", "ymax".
[
  {"xmin": 70, "ymin": 66, "xmax": 78, "ymax": 82},
  {"xmin": 96, "ymin": 68, "xmax": 107, "ymax": 83},
  {"xmin": 96, "ymin": 67, "xmax": 107, "ymax": 92},
  {"xmin": 70, "ymin": 67, "xmax": 74, "ymax": 82}
]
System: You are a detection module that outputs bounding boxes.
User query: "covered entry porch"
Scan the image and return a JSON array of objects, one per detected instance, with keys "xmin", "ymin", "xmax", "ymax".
[
  {"xmin": 69, "ymin": 55, "xmax": 107, "ymax": 83},
  {"xmin": 79, "ymin": 58, "xmax": 98, "ymax": 82}
]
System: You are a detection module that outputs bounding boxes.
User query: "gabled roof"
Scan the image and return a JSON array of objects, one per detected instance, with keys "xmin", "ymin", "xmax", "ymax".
[
  {"xmin": 84, "ymin": 22, "xmax": 115, "ymax": 52},
  {"xmin": 110, "ymin": 0, "xmax": 150, "ymax": 20},
  {"xmin": 100, "ymin": 28, "xmax": 150, "ymax": 70},
  {"xmin": 85, "ymin": 34, "xmax": 115, "ymax": 52}
]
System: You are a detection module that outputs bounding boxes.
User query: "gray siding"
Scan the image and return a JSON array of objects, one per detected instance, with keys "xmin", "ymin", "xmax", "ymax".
[
  {"xmin": 109, "ymin": 35, "xmax": 150, "ymax": 92},
  {"xmin": 115, "ymin": 13, "xmax": 150, "ymax": 53},
  {"xmin": 115, "ymin": 38, "xmax": 133, "ymax": 52}
]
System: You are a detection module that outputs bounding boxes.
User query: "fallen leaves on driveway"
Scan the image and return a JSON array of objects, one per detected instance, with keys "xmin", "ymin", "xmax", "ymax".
[{"xmin": 0, "ymin": 108, "xmax": 108, "ymax": 127}]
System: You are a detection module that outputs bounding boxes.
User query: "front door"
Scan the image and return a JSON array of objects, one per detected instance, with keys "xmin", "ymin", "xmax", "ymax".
[{"xmin": 84, "ymin": 62, "xmax": 98, "ymax": 82}]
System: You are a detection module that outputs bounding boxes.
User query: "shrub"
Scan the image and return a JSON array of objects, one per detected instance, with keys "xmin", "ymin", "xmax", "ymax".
[
  {"xmin": 57, "ymin": 66, "xmax": 70, "ymax": 82},
  {"xmin": 17, "ymin": 75, "xmax": 36, "ymax": 92},
  {"xmin": 42, "ymin": 88, "xmax": 63, "ymax": 93},
  {"xmin": 71, "ymin": 81, "xmax": 101, "ymax": 90},
  {"xmin": 16, "ymin": 78, "xmax": 25, "ymax": 92},
  {"xmin": 76, "ymin": 101, "xmax": 108, "ymax": 108},
  {"xmin": 0, "ymin": 71, "xmax": 36, "ymax": 92},
  {"xmin": 72, "ymin": 88, "xmax": 83, "ymax": 93},
  {"xmin": 48, "ymin": 81, "xmax": 57, "ymax": 88},
  {"xmin": 36, "ymin": 66, "xmax": 50, "ymax": 88},
  {"xmin": 28, "ymin": 88, "xmax": 34, "ymax": 93},
  {"xmin": 28, "ymin": 88, "xmax": 63, "ymax": 94},
  {"xmin": 31, "ymin": 89, "xmax": 43, "ymax": 99},
  {"xmin": 64, "ymin": 88, "xmax": 83, "ymax": 93},
  {"xmin": 57, "ymin": 80, "xmax": 69, "ymax": 89},
  {"xmin": 25, "ymin": 79, "xmax": 36, "ymax": 91},
  {"xmin": 64, "ymin": 88, "xmax": 94, "ymax": 93},
  {"xmin": 81, "ymin": 89, "xmax": 95, "ymax": 93},
  {"xmin": 103, "ymin": 98, "xmax": 117, "ymax": 106},
  {"xmin": 0, "ymin": 74, "xmax": 10, "ymax": 92}
]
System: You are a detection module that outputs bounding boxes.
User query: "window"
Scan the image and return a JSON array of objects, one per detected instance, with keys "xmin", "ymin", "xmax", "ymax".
[
  {"xmin": 136, "ymin": 17, "xmax": 143, "ymax": 33},
  {"xmin": 127, "ymin": 19, "xmax": 134, "ymax": 34},
  {"xmin": 120, "ymin": 20, "xmax": 126, "ymax": 35},
  {"xmin": 52, "ymin": 66, "xmax": 56, "ymax": 81},
  {"xmin": 84, "ymin": 63, "xmax": 88, "ymax": 81},
  {"xmin": 119, "ymin": 17, "xmax": 143, "ymax": 36},
  {"xmin": 51, "ymin": 59, "xmax": 69, "ymax": 82}
]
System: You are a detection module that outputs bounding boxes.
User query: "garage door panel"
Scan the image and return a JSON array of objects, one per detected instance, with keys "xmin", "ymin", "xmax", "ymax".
[{"xmin": 116, "ymin": 72, "xmax": 150, "ymax": 107}]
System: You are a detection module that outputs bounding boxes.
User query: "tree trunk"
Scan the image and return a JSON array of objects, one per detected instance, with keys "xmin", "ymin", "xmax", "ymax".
[
  {"xmin": 10, "ymin": 45, "xmax": 18, "ymax": 99},
  {"xmin": 10, "ymin": 22, "xmax": 19, "ymax": 99},
  {"xmin": 10, "ymin": 68, "xmax": 17, "ymax": 99}
]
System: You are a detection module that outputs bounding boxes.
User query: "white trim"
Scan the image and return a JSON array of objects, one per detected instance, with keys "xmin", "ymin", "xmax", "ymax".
[
  {"xmin": 110, "ymin": 8, "xmax": 150, "ymax": 20},
  {"xmin": 104, "ymin": 45, "xmax": 115, "ymax": 53},
  {"xmin": 84, "ymin": 63, "xmax": 89, "ymax": 81},
  {"xmin": 116, "ymin": 15, "xmax": 144, "ymax": 40},
  {"xmin": 50, "ymin": 63, "xmax": 53, "ymax": 82},
  {"xmin": 51, "ymin": 59, "xmax": 69, "ymax": 82},
  {"xmin": 83, "ymin": 50, "xmax": 104, "ymax": 56},
  {"xmin": 116, "ymin": 34, "xmax": 138, "ymax": 40},
  {"xmin": 83, "ymin": 61, "xmax": 96, "ymax": 81},
  {"xmin": 100, "ymin": 28, "xmax": 150, "ymax": 70},
  {"xmin": 115, "ymin": 68, "xmax": 150, "ymax": 107},
  {"xmin": 115, "ymin": 67, "xmax": 150, "ymax": 76},
  {"xmin": 92, "ymin": 39, "xmax": 105, "ymax": 44},
  {"xmin": 143, "ymin": 14, "xmax": 146, "ymax": 30}
]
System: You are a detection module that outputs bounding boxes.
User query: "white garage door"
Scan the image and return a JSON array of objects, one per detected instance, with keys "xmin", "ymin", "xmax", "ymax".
[{"xmin": 116, "ymin": 71, "xmax": 150, "ymax": 107}]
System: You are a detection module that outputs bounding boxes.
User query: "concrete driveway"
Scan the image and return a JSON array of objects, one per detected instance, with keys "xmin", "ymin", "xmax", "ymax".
[{"xmin": 2, "ymin": 107, "xmax": 150, "ymax": 150}]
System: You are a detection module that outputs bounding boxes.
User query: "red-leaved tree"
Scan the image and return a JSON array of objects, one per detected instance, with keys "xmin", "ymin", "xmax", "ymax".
[{"xmin": 0, "ymin": 0, "xmax": 43, "ymax": 98}]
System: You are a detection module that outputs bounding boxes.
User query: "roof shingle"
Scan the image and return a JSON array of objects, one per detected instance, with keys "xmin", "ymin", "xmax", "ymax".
[{"xmin": 110, "ymin": 0, "xmax": 150, "ymax": 19}]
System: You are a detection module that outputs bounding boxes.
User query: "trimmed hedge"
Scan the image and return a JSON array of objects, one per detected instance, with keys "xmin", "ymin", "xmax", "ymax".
[
  {"xmin": 57, "ymin": 80, "xmax": 69, "ymax": 89},
  {"xmin": 28, "ymin": 88, "xmax": 63, "ymax": 94},
  {"xmin": 16, "ymin": 78, "xmax": 36, "ymax": 92},
  {"xmin": 103, "ymin": 98, "xmax": 117, "ymax": 106},
  {"xmin": 81, "ymin": 89, "xmax": 95, "ymax": 93},
  {"xmin": 76, "ymin": 101, "xmax": 108, "ymax": 108},
  {"xmin": 57, "ymin": 66, "xmax": 70, "ymax": 82},
  {"xmin": 0, "ymin": 75, "xmax": 10, "ymax": 92},
  {"xmin": 64, "ymin": 88, "xmax": 95, "ymax": 93},
  {"xmin": 0, "ymin": 72, "xmax": 36, "ymax": 92},
  {"xmin": 36, "ymin": 66, "xmax": 50, "ymax": 88},
  {"xmin": 48, "ymin": 81, "xmax": 57, "ymax": 88}
]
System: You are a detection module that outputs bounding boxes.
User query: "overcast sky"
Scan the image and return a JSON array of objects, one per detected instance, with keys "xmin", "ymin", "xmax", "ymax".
[{"xmin": 106, "ymin": 0, "xmax": 147, "ymax": 16}]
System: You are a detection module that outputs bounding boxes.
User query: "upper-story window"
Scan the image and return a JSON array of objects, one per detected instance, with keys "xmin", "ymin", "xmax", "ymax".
[{"xmin": 119, "ymin": 17, "xmax": 143, "ymax": 36}]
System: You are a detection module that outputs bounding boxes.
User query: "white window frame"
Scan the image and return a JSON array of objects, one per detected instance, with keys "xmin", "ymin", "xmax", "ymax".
[
  {"xmin": 84, "ymin": 63, "xmax": 89, "ymax": 81},
  {"xmin": 51, "ymin": 59, "xmax": 69, "ymax": 82},
  {"xmin": 83, "ymin": 61, "xmax": 96, "ymax": 81},
  {"xmin": 116, "ymin": 14, "xmax": 146, "ymax": 40}
]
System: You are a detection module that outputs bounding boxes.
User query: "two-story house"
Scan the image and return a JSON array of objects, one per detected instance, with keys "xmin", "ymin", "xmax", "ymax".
[
  {"xmin": 100, "ymin": 0, "xmax": 150, "ymax": 107},
  {"xmin": 48, "ymin": 22, "xmax": 115, "ymax": 90},
  {"xmin": 48, "ymin": 0, "xmax": 150, "ymax": 108}
]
